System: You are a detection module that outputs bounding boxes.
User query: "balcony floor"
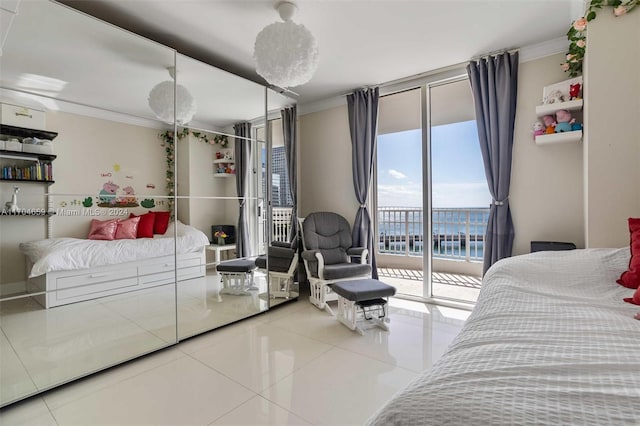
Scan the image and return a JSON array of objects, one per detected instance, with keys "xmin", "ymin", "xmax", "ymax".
[{"xmin": 377, "ymin": 268, "xmax": 481, "ymax": 303}]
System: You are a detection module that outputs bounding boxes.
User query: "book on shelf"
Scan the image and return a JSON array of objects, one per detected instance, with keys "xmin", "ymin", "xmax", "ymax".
[{"xmin": 1, "ymin": 162, "xmax": 53, "ymax": 181}]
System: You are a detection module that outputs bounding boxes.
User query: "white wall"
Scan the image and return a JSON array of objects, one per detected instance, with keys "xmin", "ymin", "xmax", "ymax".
[
  {"xmin": 510, "ymin": 53, "xmax": 585, "ymax": 255},
  {"xmin": 583, "ymin": 11, "xmax": 640, "ymax": 247},
  {"xmin": 299, "ymin": 105, "xmax": 359, "ymax": 223}
]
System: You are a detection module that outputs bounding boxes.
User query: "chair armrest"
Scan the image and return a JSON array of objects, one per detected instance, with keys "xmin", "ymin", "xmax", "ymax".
[
  {"xmin": 301, "ymin": 250, "xmax": 320, "ymax": 262},
  {"xmin": 301, "ymin": 250, "xmax": 326, "ymax": 279},
  {"xmin": 347, "ymin": 247, "xmax": 369, "ymax": 264}
]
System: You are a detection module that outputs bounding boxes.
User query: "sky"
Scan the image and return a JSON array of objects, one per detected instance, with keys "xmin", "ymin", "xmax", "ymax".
[{"xmin": 377, "ymin": 120, "xmax": 491, "ymax": 208}]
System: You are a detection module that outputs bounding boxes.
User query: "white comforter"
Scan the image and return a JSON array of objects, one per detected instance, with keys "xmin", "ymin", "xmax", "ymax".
[
  {"xmin": 368, "ymin": 248, "xmax": 640, "ymax": 425},
  {"xmin": 20, "ymin": 222, "xmax": 210, "ymax": 277}
]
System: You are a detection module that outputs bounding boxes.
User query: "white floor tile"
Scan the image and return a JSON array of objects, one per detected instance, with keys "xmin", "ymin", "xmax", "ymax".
[
  {"xmin": 43, "ymin": 346, "xmax": 185, "ymax": 410},
  {"xmin": 265, "ymin": 303, "xmax": 357, "ymax": 346},
  {"xmin": 0, "ymin": 397, "xmax": 56, "ymax": 426},
  {"xmin": 192, "ymin": 324, "xmax": 332, "ymax": 392},
  {"xmin": 261, "ymin": 347, "xmax": 418, "ymax": 426},
  {"xmin": 209, "ymin": 395, "xmax": 311, "ymax": 426},
  {"xmin": 0, "ymin": 331, "xmax": 37, "ymax": 406},
  {"xmin": 51, "ymin": 356, "xmax": 254, "ymax": 426}
]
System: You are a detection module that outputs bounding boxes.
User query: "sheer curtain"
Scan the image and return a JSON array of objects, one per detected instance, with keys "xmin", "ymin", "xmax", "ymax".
[{"xmin": 466, "ymin": 52, "xmax": 519, "ymax": 274}]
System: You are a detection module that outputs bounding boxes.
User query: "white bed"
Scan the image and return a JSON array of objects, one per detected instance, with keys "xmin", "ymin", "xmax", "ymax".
[
  {"xmin": 20, "ymin": 222, "xmax": 210, "ymax": 308},
  {"xmin": 368, "ymin": 248, "xmax": 640, "ymax": 425}
]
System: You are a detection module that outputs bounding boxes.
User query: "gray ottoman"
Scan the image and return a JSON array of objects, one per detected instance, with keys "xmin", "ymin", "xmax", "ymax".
[
  {"xmin": 216, "ymin": 259, "xmax": 257, "ymax": 295},
  {"xmin": 330, "ymin": 279, "xmax": 396, "ymax": 334}
]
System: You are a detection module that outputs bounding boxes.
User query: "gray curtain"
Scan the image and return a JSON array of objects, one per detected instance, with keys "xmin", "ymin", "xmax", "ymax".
[
  {"xmin": 466, "ymin": 51, "xmax": 519, "ymax": 274},
  {"xmin": 347, "ymin": 87, "xmax": 379, "ymax": 279},
  {"xmin": 281, "ymin": 105, "xmax": 297, "ymax": 242},
  {"xmin": 234, "ymin": 122, "xmax": 252, "ymax": 258}
]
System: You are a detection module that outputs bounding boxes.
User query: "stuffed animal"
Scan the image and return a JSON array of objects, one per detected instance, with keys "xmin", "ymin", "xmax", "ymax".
[
  {"xmin": 542, "ymin": 115, "xmax": 556, "ymax": 134},
  {"xmin": 532, "ymin": 120, "xmax": 545, "ymax": 138},
  {"xmin": 569, "ymin": 83, "xmax": 581, "ymax": 100},
  {"xmin": 571, "ymin": 121, "xmax": 583, "ymax": 131},
  {"xmin": 555, "ymin": 109, "xmax": 575, "ymax": 132},
  {"xmin": 544, "ymin": 89, "xmax": 566, "ymax": 104}
]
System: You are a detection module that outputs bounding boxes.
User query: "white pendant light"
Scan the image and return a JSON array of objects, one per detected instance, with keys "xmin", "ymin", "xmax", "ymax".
[
  {"xmin": 148, "ymin": 67, "xmax": 197, "ymax": 125},
  {"xmin": 254, "ymin": 0, "xmax": 319, "ymax": 88}
]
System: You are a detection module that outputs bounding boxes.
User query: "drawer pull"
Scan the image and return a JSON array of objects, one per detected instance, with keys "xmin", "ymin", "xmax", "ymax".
[
  {"xmin": 89, "ymin": 273, "xmax": 109, "ymax": 278},
  {"xmin": 15, "ymin": 112, "xmax": 33, "ymax": 118}
]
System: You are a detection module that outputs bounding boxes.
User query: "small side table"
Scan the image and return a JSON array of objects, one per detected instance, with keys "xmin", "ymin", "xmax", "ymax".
[{"xmin": 206, "ymin": 243, "xmax": 236, "ymax": 264}]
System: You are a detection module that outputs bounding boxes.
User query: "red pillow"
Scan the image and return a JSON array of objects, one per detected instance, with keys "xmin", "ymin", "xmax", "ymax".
[
  {"xmin": 115, "ymin": 216, "xmax": 140, "ymax": 240},
  {"xmin": 88, "ymin": 219, "xmax": 118, "ymax": 240},
  {"xmin": 617, "ymin": 218, "xmax": 640, "ymax": 289},
  {"xmin": 153, "ymin": 211, "xmax": 170, "ymax": 234},
  {"xmin": 129, "ymin": 212, "xmax": 156, "ymax": 238},
  {"xmin": 624, "ymin": 288, "xmax": 640, "ymax": 306}
]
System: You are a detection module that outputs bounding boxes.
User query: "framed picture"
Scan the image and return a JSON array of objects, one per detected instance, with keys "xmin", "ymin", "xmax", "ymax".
[{"xmin": 542, "ymin": 76, "xmax": 583, "ymax": 104}]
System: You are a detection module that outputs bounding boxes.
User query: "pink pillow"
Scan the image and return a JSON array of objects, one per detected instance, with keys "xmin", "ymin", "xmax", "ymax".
[
  {"xmin": 617, "ymin": 218, "xmax": 640, "ymax": 289},
  {"xmin": 129, "ymin": 212, "xmax": 155, "ymax": 238},
  {"xmin": 88, "ymin": 219, "xmax": 118, "ymax": 240},
  {"xmin": 115, "ymin": 216, "xmax": 140, "ymax": 240}
]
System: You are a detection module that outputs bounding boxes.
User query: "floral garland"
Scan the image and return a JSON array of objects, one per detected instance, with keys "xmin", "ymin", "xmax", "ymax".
[
  {"xmin": 563, "ymin": 0, "xmax": 638, "ymax": 77},
  {"xmin": 158, "ymin": 128, "xmax": 230, "ymax": 216}
]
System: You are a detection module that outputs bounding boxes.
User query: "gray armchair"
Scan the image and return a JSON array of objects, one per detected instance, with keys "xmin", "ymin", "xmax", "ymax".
[{"xmin": 299, "ymin": 212, "xmax": 371, "ymax": 314}]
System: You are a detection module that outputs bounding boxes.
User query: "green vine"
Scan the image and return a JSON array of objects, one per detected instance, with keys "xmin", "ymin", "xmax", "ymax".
[
  {"xmin": 158, "ymin": 128, "xmax": 230, "ymax": 216},
  {"xmin": 564, "ymin": 0, "xmax": 638, "ymax": 77}
]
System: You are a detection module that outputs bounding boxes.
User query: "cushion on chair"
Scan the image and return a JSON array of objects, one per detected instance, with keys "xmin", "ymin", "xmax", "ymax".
[
  {"xmin": 323, "ymin": 263, "xmax": 371, "ymax": 280},
  {"xmin": 216, "ymin": 259, "xmax": 257, "ymax": 273},
  {"xmin": 330, "ymin": 279, "xmax": 396, "ymax": 302},
  {"xmin": 303, "ymin": 212, "xmax": 353, "ymax": 252}
]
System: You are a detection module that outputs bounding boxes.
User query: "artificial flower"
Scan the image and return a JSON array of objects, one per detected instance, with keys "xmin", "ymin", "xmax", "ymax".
[
  {"xmin": 561, "ymin": 62, "xmax": 570, "ymax": 71},
  {"xmin": 566, "ymin": 53, "xmax": 575, "ymax": 61},
  {"xmin": 614, "ymin": 5, "xmax": 628, "ymax": 16},
  {"xmin": 576, "ymin": 39, "xmax": 586, "ymax": 48},
  {"xmin": 573, "ymin": 17, "xmax": 587, "ymax": 31}
]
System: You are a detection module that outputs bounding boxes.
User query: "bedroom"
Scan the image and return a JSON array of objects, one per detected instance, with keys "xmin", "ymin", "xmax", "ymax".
[{"xmin": 1, "ymin": 0, "xmax": 639, "ymax": 424}]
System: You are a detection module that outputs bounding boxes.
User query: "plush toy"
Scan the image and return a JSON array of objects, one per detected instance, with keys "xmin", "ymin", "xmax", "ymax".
[
  {"xmin": 571, "ymin": 121, "xmax": 583, "ymax": 131},
  {"xmin": 544, "ymin": 89, "xmax": 566, "ymax": 104},
  {"xmin": 555, "ymin": 109, "xmax": 575, "ymax": 132},
  {"xmin": 532, "ymin": 120, "xmax": 545, "ymax": 138},
  {"xmin": 569, "ymin": 83, "xmax": 581, "ymax": 100},
  {"xmin": 542, "ymin": 115, "xmax": 556, "ymax": 134}
]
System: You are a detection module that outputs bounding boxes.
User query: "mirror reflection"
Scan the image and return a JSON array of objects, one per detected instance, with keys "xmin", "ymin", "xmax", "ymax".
[{"xmin": 1, "ymin": 0, "xmax": 177, "ymax": 407}]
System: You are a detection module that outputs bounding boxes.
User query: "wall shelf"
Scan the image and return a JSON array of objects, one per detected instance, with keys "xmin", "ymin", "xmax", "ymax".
[
  {"xmin": 535, "ymin": 130, "xmax": 582, "ymax": 145},
  {"xmin": 213, "ymin": 173, "xmax": 234, "ymax": 178},
  {"xmin": 213, "ymin": 159, "xmax": 234, "ymax": 164},
  {"xmin": 0, "ymin": 124, "xmax": 58, "ymax": 141},
  {"xmin": 0, "ymin": 178, "xmax": 55, "ymax": 184},
  {"xmin": 0, "ymin": 150, "xmax": 56, "ymax": 162},
  {"xmin": 535, "ymin": 99, "xmax": 583, "ymax": 117}
]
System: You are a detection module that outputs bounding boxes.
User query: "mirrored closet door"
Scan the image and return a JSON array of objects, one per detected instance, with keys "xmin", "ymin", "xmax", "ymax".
[{"xmin": 0, "ymin": 0, "xmax": 178, "ymax": 406}]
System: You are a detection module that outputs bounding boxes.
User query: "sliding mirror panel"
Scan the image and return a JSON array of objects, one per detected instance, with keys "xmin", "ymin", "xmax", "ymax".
[
  {"xmin": 0, "ymin": 0, "xmax": 178, "ymax": 406},
  {"xmin": 173, "ymin": 54, "xmax": 268, "ymax": 338},
  {"xmin": 259, "ymin": 89, "xmax": 298, "ymax": 309}
]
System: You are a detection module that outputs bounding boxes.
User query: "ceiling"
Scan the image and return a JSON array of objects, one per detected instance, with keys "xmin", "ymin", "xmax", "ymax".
[{"xmin": 60, "ymin": 0, "xmax": 583, "ymax": 105}]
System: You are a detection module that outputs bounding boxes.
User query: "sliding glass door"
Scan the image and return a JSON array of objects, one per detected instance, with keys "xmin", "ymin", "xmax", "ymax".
[{"xmin": 375, "ymin": 75, "xmax": 488, "ymax": 305}]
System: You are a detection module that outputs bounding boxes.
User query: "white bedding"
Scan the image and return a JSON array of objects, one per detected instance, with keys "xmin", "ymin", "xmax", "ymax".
[
  {"xmin": 368, "ymin": 248, "xmax": 640, "ymax": 425},
  {"xmin": 20, "ymin": 221, "xmax": 210, "ymax": 277}
]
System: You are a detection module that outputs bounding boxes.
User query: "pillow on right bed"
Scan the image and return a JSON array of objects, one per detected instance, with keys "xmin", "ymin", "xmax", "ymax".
[{"xmin": 617, "ymin": 217, "xmax": 640, "ymax": 289}]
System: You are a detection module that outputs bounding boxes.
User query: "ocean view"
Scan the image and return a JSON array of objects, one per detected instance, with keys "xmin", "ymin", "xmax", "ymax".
[{"xmin": 378, "ymin": 207, "xmax": 489, "ymax": 260}]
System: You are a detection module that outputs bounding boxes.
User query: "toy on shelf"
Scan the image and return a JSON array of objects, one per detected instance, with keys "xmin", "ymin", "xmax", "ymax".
[
  {"xmin": 542, "ymin": 115, "xmax": 556, "ymax": 134},
  {"xmin": 4, "ymin": 186, "xmax": 20, "ymax": 213},
  {"xmin": 569, "ymin": 83, "xmax": 582, "ymax": 100},
  {"xmin": 555, "ymin": 109, "xmax": 576, "ymax": 133},
  {"xmin": 543, "ymin": 89, "xmax": 566, "ymax": 104},
  {"xmin": 216, "ymin": 152, "xmax": 222, "ymax": 159},
  {"xmin": 532, "ymin": 120, "xmax": 545, "ymax": 138}
]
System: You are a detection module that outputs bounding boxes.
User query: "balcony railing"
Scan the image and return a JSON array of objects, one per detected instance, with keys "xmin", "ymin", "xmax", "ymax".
[
  {"xmin": 272, "ymin": 206, "xmax": 293, "ymax": 242},
  {"xmin": 378, "ymin": 207, "xmax": 489, "ymax": 262}
]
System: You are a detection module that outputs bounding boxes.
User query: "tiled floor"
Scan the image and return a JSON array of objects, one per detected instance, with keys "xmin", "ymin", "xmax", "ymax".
[{"xmin": 0, "ymin": 296, "xmax": 470, "ymax": 426}]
